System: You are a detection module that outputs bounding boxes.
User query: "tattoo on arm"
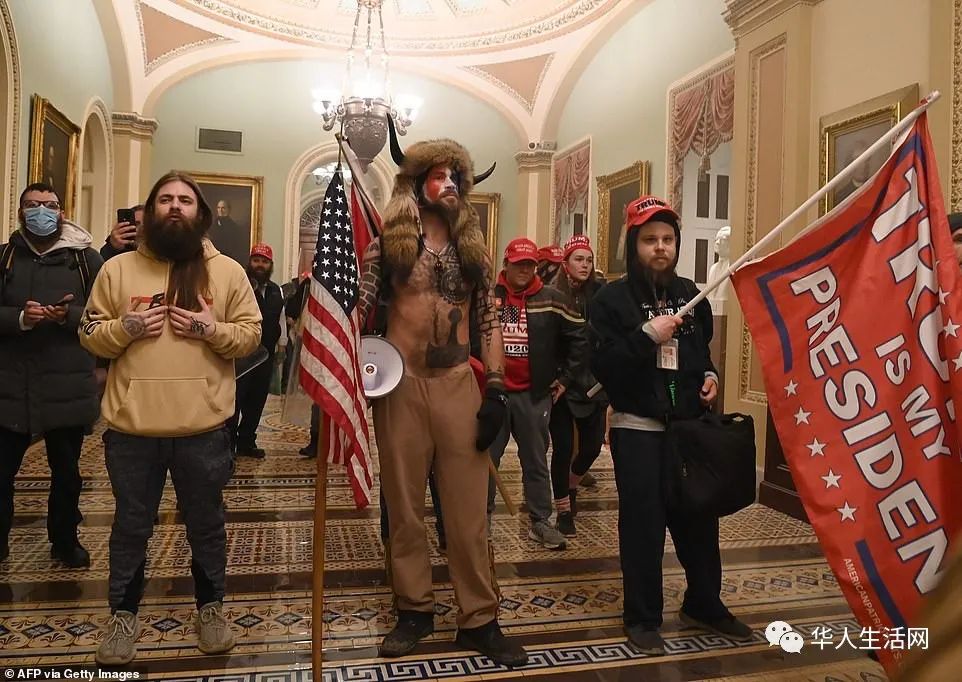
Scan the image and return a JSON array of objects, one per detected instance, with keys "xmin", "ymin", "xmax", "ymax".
[
  {"xmin": 122, "ymin": 314, "xmax": 146, "ymax": 338},
  {"xmin": 474, "ymin": 275, "xmax": 505, "ymax": 389},
  {"xmin": 357, "ymin": 240, "xmax": 382, "ymax": 322}
]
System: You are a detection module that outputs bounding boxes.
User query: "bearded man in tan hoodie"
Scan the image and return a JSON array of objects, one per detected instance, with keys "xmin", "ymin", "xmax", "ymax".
[{"xmin": 79, "ymin": 172, "xmax": 261, "ymax": 666}]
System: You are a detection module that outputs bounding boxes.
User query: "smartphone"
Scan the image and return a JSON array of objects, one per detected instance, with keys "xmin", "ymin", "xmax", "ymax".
[{"xmin": 117, "ymin": 208, "xmax": 136, "ymax": 225}]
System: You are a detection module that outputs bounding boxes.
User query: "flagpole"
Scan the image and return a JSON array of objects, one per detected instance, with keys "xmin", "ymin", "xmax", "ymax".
[
  {"xmin": 312, "ymin": 420, "xmax": 327, "ymax": 680},
  {"xmin": 676, "ymin": 90, "xmax": 942, "ymax": 318}
]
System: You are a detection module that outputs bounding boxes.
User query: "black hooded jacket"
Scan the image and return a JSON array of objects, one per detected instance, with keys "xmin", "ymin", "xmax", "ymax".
[{"xmin": 588, "ymin": 221, "xmax": 715, "ymax": 421}]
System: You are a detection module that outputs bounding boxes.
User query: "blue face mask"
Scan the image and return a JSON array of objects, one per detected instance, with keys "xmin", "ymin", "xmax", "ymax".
[{"xmin": 22, "ymin": 205, "xmax": 60, "ymax": 237}]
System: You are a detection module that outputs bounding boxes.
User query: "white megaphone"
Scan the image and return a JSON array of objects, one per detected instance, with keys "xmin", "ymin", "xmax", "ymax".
[{"xmin": 359, "ymin": 335, "xmax": 405, "ymax": 398}]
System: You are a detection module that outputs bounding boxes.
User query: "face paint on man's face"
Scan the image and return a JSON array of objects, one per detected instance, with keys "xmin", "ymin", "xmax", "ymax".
[{"xmin": 422, "ymin": 166, "xmax": 459, "ymax": 206}]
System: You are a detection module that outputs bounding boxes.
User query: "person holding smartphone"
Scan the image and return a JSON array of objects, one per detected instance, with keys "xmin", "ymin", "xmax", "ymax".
[
  {"xmin": 0, "ymin": 182, "xmax": 103, "ymax": 568},
  {"xmin": 101, "ymin": 204, "xmax": 143, "ymax": 261}
]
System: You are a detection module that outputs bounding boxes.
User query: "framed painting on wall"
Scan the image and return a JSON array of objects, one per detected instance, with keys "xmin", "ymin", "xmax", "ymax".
[
  {"xmin": 28, "ymin": 95, "xmax": 80, "ymax": 219},
  {"xmin": 188, "ymin": 171, "xmax": 264, "ymax": 266},
  {"xmin": 551, "ymin": 137, "xmax": 591, "ymax": 246},
  {"xmin": 819, "ymin": 83, "xmax": 919, "ymax": 214},
  {"xmin": 469, "ymin": 191, "xmax": 500, "ymax": 262},
  {"xmin": 596, "ymin": 161, "xmax": 651, "ymax": 280}
]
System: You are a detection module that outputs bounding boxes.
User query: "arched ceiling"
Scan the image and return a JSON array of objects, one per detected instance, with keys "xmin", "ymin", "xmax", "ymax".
[
  {"xmin": 103, "ymin": 0, "xmax": 648, "ymax": 142},
  {"xmin": 171, "ymin": 0, "xmax": 618, "ymax": 54}
]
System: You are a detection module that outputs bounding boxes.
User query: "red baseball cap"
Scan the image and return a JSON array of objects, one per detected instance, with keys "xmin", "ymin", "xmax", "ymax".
[
  {"xmin": 537, "ymin": 245, "xmax": 564, "ymax": 263},
  {"xmin": 504, "ymin": 237, "xmax": 539, "ymax": 263},
  {"xmin": 250, "ymin": 243, "xmax": 273, "ymax": 261},
  {"xmin": 625, "ymin": 195, "xmax": 680, "ymax": 230},
  {"xmin": 563, "ymin": 235, "xmax": 593, "ymax": 260}
]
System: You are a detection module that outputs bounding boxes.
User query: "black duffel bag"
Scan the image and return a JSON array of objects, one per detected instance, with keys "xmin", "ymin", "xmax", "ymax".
[{"xmin": 665, "ymin": 412, "xmax": 757, "ymax": 517}]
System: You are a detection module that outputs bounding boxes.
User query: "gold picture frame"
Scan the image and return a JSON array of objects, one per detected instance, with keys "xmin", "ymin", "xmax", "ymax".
[
  {"xmin": 186, "ymin": 171, "xmax": 264, "ymax": 266},
  {"xmin": 469, "ymin": 191, "xmax": 501, "ymax": 262},
  {"xmin": 28, "ymin": 95, "xmax": 80, "ymax": 219},
  {"xmin": 819, "ymin": 83, "xmax": 919, "ymax": 214},
  {"xmin": 596, "ymin": 161, "xmax": 651, "ymax": 280}
]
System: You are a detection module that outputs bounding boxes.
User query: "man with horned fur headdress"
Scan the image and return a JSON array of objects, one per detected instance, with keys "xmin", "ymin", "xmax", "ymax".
[{"xmin": 356, "ymin": 118, "xmax": 527, "ymax": 667}]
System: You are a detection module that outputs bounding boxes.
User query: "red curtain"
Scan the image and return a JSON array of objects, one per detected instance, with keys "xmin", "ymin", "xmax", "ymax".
[
  {"xmin": 553, "ymin": 141, "xmax": 591, "ymax": 237},
  {"xmin": 669, "ymin": 67, "xmax": 734, "ymax": 214}
]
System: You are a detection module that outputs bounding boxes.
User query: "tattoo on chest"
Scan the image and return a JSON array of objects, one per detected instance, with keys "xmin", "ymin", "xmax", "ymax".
[
  {"xmin": 426, "ymin": 308, "xmax": 469, "ymax": 368},
  {"xmin": 433, "ymin": 248, "xmax": 469, "ymax": 305}
]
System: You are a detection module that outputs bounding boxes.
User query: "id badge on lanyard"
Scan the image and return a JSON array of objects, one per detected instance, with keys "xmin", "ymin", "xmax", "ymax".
[{"xmin": 656, "ymin": 338, "xmax": 679, "ymax": 370}]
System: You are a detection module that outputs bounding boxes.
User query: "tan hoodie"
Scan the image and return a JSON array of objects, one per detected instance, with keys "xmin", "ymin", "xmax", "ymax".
[{"xmin": 79, "ymin": 239, "xmax": 262, "ymax": 436}]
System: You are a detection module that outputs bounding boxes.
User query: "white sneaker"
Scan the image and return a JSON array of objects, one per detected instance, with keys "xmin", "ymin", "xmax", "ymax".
[
  {"xmin": 528, "ymin": 521, "xmax": 567, "ymax": 550},
  {"xmin": 196, "ymin": 601, "xmax": 236, "ymax": 654},
  {"xmin": 96, "ymin": 610, "xmax": 139, "ymax": 665}
]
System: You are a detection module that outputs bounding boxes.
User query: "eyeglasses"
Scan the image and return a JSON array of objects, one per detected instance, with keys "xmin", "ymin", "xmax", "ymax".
[{"xmin": 22, "ymin": 200, "xmax": 61, "ymax": 210}]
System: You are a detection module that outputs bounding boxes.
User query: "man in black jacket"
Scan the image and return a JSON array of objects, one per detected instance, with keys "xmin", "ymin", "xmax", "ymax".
[
  {"xmin": 229, "ymin": 243, "xmax": 285, "ymax": 458},
  {"xmin": 487, "ymin": 237, "xmax": 587, "ymax": 550},
  {"xmin": 0, "ymin": 183, "xmax": 103, "ymax": 567},
  {"xmin": 589, "ymin": 195, "xmax": 750, "ymax": 656}
]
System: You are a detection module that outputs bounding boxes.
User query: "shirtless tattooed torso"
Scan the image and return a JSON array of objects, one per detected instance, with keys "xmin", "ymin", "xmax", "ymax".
[{"xmin": 358, "ymin": 237, "xmax": 505, "ymax": 389}]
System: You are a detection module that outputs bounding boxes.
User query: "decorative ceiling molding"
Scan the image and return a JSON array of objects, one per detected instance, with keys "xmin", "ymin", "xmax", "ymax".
[
  {"xmin": 465, "ymin": 53, "xmax": 554, "ymax": 114},
  {"xmin": 169, "ymin": 0, "xmax": 620, "ymax": 55},
  {"xmin": 723, "ymin": 0, "xmax": 823, "ymax": 39},
  {"xmin": 515, "ymin": 149, "xmax": 555, "ymax": 171},
  {"xmin": 138, "ymin": 1, "xmax": 231, "ymax": 74},
  {"xmin": 111, "ymin": 111, "xmax": 160, "ymax": 140}
]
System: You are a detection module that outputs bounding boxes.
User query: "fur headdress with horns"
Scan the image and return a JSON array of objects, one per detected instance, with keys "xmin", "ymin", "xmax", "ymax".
[{"xmin": 381, "ymin": 115, "xmax": 496, "ymax": 283}]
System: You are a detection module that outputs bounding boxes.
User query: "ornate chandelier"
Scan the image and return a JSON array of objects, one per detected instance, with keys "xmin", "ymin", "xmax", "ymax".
[{"xmin": 312, "ymin": 0, "xmax": 421, "ymax": 172}]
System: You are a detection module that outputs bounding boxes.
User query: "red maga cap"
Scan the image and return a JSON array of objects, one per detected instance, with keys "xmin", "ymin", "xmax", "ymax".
[
  {"xmin": 504, "ymin": 237, "xmax": 539, "ymax": 263},
  {"xmin": 538, "ymin": 245, "xmax": 564, "ymax": 263},
  {"xmin": 250, "ymin": 243, "xmax": 274, "ymax": 261},
  {"xmin": 625, "ymin": 195, "xmax": 679, "ymax": 229},
  {"xmin": 563, "ymin": 235, "xmax": 593, "ymax": 260}
]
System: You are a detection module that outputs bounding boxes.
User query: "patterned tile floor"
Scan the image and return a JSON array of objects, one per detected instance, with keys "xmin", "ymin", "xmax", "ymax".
[{"xmin": 1, "ymin": 397, "xmax": 887, "ymax": 680}]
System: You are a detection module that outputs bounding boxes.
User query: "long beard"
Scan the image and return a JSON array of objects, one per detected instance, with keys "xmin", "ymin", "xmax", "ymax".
[
  {"xmin": 247, "ymin": 264, "xmax": 273, "ymax": 284},
  {"xmin": 145, "ymin": 214, "xmax": 207, "ymax": 262}
]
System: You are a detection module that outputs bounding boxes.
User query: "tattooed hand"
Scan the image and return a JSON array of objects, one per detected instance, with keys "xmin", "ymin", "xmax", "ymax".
[
  {"xmin": 122, "ymin": 299, "xmax": 168, "ymax": 340},
  {"xmin": 169, "ymin": 294, "xmax": 217, "ymax": 340}
]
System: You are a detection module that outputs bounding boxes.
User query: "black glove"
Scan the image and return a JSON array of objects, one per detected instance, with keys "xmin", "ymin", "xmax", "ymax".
[{"xmin": 475, "ymin": 387, "xmax": 507, "ymax": 451}]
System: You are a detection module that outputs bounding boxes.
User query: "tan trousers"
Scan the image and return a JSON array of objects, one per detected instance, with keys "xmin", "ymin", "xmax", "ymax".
[{"xmin": 373, "ymin": 365, "xmax": 499, "ymax": 629}]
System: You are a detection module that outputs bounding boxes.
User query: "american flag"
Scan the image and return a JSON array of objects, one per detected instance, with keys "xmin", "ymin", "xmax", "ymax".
[{"xmin": 299, "ymin": 167, "xmax": 375, "ymax": 509}]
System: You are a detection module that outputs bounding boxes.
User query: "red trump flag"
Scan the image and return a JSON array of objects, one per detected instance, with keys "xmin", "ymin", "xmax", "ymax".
[{"xmin": 732, "ymin": 114, "xmax": 962, "ymax": 672}]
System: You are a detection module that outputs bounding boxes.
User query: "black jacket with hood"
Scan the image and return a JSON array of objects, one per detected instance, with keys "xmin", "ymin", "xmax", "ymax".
[
  {"xmin": 0, "ymin": 223, "xmax": 103, "ymax": 433},
  {"xmin": 588, "ymin": 219, "xmax": 715, "ymax": 421}
]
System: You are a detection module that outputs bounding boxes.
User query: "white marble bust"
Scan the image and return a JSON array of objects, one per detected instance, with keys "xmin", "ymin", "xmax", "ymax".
[{"xmin": 707, "ymin": 226, "xmax": 731, "ymax": 313}]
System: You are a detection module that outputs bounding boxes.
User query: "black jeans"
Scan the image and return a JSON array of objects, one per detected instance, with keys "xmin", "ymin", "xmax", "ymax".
[
  {"xmin": 0, "ymin": 426, "xmax": 85, "ymax": 548},
  {"xmin": 610, "ymin": 428, "xmax": 729, "ymax": 629},
  {"xmin": 548, "ymin": 399, "xmax": 606, "ymax": 499},
  {"xmin": 228, "ymin": 351, "xmax": 274, "ymax": 450},
  {"xmin": 104, "ymin": 427, "xmax": 234, "ymax": 613}
]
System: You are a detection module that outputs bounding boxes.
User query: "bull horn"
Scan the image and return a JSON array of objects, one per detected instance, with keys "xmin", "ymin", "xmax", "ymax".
[
  {"xmin": 386, "ymin": 113, "xmax": 406, "ymax": 166},
  {"xmin": 474, "ymin": 162, "xmax": 496, "ymax": 185}
]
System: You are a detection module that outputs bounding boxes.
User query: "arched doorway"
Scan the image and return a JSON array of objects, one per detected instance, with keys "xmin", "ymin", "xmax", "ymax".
[
  {"xmin": 78, "ymin": 100, "xmax": 112, "ymax": 240},
  {"xmin": 283, "ymin": 142, "xmax": 392, "ymax": 280},
  {"xmin": 0, "ymin": 4, "xmax": 21, "ymax": 240}
]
